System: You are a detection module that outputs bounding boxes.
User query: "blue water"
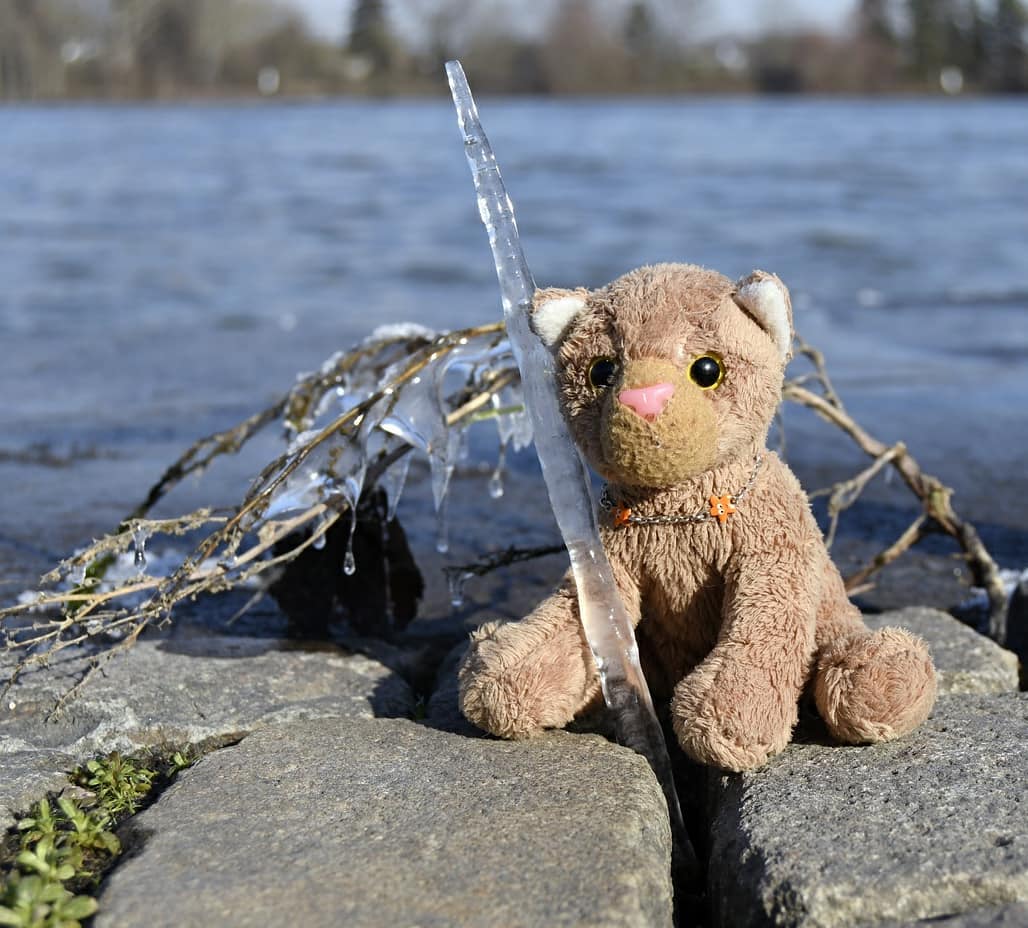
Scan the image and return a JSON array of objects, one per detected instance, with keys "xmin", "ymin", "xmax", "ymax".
[{"xmin": 1, "ymin": 98, "xmax": 1026, "ymax": 603}]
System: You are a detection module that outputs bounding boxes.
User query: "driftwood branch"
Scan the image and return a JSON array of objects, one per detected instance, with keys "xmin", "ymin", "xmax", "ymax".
[
  {"xmin": 811, "ymin": 442, "xmax": 906, "ymax": 550},
  {"xmin": 844, "ymin": 514, "xmax": 928, "ymax": 591},
  {"xmin": 784, "ymin": 380, "xmax": 1008, "ymax": 642}
]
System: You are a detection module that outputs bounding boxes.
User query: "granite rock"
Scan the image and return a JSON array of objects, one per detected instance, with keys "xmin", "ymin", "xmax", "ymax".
[
  {"xmin": 96, "ymin": 716, "xmax": 673, "ymax": 928},
  {"xmin": 0, "ymin": 637, "xmax": 412, "ymax": 827},
  {"xmin": 881, "ymin": 901, "xmax": 1028, "ymax": 926},
  {"xmin": 709, "ymin": 693, "xmax": 1028, "ymax": 927},
  {"xmin": 0, "ymin": 747, "xmax": 79, "ymax": 829}
]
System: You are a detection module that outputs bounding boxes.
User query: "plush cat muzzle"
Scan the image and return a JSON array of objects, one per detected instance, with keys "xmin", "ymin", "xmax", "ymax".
[{"xmin": 601, "ymin": 358, "xmax": 718, "ymax": 486}]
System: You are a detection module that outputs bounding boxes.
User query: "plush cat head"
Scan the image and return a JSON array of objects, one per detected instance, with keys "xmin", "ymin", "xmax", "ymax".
[{"xmin": 531, "ymin": 263, "xmax": 792, "ymax": 488}]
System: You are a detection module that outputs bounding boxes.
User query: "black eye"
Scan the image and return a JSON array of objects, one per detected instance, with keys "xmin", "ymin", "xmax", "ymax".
[
  {"xmin": 588, "ymin": 357, "xmax": 619, "ymax": 389},
  {"xmin": 688, "ymin": 354, "xmax": 725, "ymax": 389}
]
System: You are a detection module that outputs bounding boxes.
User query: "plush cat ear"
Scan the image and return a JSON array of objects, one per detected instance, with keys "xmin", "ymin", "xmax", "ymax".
[
  {"xmin": 733, "ymin": 271, "xmax": 793, "ymax": 361},
  {"xmin": 530, "ymin": 288, "xmax": 589, "ymax": 348}
]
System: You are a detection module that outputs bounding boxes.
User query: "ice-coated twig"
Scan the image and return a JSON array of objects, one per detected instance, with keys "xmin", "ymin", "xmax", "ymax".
[{"xmin": 445, "ymin": 60, "xmax": 697, "ymax": 884}]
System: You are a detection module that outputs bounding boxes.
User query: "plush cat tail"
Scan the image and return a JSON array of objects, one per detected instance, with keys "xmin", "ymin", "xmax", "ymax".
[
  {"xmin": 530, "ymin": 288, "xmax": 589, "ymax": 348},
  {"xmin": 733, "ymin": 271, "xmax": 794, "ymax": 362}
]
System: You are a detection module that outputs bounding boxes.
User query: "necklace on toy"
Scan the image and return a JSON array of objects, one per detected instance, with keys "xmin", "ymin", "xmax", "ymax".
[{"xmin": 600, "ymin": 453, "xmax": 765, "ymax": 529}]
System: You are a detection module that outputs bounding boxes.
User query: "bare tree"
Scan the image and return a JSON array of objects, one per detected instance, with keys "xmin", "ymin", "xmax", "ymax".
[
  {"xmin": 0, "ymin": 0, "xmax": 66, "ymax": 98},
  {"xmin": 540, "ymin": 0, "xmax": 631, "ymax": 94},
  {"xmin": 346, "ymin": 0, "xmax": 397, "ymax": 78},
  {"xmin": 851, "ymin": 0, "xmax": 901, "ymax": 92},
  {"xmin": 990, "ymin": 0, "xmax": 1027, "ymax": 91}
]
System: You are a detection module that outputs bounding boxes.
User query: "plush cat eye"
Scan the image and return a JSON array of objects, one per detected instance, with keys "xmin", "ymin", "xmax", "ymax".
[
  {"xmin": 587, "ymin": 357, "xmax": 620, "ymax": 389},
  {"xmin": 688, "ymin": 354, "xmax": 725, "ymax": 389}
]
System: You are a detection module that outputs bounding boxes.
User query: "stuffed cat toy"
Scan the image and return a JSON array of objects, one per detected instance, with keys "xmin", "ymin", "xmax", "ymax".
[{"xmin": 459, "ymin": 263, "xmax": 937, "ymax": 772}]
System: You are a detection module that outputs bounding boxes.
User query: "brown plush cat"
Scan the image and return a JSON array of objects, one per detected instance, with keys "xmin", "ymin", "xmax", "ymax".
[{"xmin": 458, "ymin": 263, "xmax": 937, "ymax": 772}]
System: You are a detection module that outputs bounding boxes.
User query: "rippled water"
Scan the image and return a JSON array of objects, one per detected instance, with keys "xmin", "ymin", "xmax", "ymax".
[{"xmin": 2, "ymin": 98, "xmax": 1026, "ymax": 604}]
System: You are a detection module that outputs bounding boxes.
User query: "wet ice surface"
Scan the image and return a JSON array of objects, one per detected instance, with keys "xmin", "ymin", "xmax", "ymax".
[{"xmin": 0, "ymin": 98, "xmax": 1026, "ymax": 624}]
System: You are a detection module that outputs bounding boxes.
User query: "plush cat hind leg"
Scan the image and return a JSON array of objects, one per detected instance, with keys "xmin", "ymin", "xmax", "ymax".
[{"xmin": 812, "ymin": 565, "xmax": 937, "ymax": 744}]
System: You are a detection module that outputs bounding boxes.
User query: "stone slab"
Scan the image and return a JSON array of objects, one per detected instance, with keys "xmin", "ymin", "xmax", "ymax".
[
  {"xmin": 866, "ymin": 607, "xmax": 1019, "ymax": 695},
  {"xmin": 881, "ymin": 901, "xmax": 1028, "ymax": 926},
  {"xmin": 0, "ymin": 637, "xmax": 412, "ymax": 828},
  {"xmin": 709, "ymin": 693, "xmax": 1028, "ymax": 928},
  {"xmin": 96, "ymin": 716, "xmax": 673, "ymax": 928},
  {"xmin": 0, "ymin": 747, "xmax": 79, "ymax": 828}
]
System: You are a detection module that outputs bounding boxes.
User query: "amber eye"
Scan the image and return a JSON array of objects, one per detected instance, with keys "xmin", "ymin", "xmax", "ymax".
[
  {"xmin": 588, "ymin": 357, "xmax": 620, "ymax": 389},
  {"xmin": 688, "ymin": 354, "xmax": 725, "ymax": 389}
]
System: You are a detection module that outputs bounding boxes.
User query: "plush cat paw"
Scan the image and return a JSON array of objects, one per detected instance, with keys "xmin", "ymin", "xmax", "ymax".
[
  {"xmin": 815, "ymin": 627, "xmax": 936, "ymax": 744},
  {"xmin": 671, "ymin": 660, "xmax": 797, "ymax": 772},
  {"xmin": 458, "ymin": 620, "xmax": 591, "ymax": 740}
]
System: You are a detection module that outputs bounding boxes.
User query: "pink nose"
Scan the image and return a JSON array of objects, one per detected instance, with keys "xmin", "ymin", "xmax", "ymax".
[{"xmin": 617, "ymin": 382, "xmax": 675, "ymax": 419}]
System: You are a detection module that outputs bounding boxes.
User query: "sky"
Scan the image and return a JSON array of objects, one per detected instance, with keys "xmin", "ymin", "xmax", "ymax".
[{"xmin": 287, "ymin": 0, "xmax": 855, "ymax": 43}]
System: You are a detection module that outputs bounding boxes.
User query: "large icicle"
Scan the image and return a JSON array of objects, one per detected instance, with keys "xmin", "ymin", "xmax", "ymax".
[{"xmin": 446, "ymin": 61, "xmax": 696, "ymax": 880}]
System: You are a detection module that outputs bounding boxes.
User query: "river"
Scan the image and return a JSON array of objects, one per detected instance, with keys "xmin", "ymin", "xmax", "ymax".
[{"xmin": 1, "ymin": 97, "xmax": 1026, "ymax": 619}]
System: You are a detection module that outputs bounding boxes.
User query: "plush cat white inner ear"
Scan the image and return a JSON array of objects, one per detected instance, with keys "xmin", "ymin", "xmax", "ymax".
[
  {"xmin": 532, "ymin": 294, "xmax": 587, "ymax": 347},
  {"xmin": 734, "ymin": 276, "xmax": 792, "ymax": 360}
]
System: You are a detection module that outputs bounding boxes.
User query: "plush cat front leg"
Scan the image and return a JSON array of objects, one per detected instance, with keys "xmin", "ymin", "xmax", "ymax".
[
  {"xmin": 459, "ymin": 569, "xmax": 640, "ymax": 739},
  {"xmin": 671, "ymin": 511, "xmax": 820, "ymax": 772},
  {"xmin": 459, "ymin": 585, "xmax": 595, "ymax": 739}
]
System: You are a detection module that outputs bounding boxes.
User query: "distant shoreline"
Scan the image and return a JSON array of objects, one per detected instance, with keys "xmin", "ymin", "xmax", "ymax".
[{"xmin": 2, "ymin": 89, "xmax": 1021, "ymax": 107}]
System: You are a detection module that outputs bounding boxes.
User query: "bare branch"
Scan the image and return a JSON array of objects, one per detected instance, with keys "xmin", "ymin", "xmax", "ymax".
[
  {"xmin": 844, "ymin": 514, "xmax": 928, "ymax": 592},
  {"xmin": 813, "ymin": 442, "xmax": 906, "ymax": 549},
  {"xmin": 785, "ymin": 381, "xmax": 1008, "ymax": 640}
]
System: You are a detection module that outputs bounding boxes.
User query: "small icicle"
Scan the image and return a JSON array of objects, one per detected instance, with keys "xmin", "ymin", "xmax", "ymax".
[
  {"xmin": 131, "ymin": 528, "xmax": 148, "ymax": 570},
  {"xmin": 489, "ymin": 439, "xmax": 508, "ymax": 499},
  {"xmin": 456, "ymin": 426, "xmax": 470, "ymax": 464},
  {"xmin": 448, "ymin": 570, "xmax": 474, "ymax": 608},
  {"xmin": 382, "ymin": 452, "xmax": 412, "ymax": 523},
  {"xmin": 342, "ymin": 499, "xmax": 358, "ymax": 576},
  {"xmin": 435, "ymin": 494, "xmax": 450, "ymax": 554},
  {"xmin": 312, "ymin": 523, "xmax": 327, "ymax": 551},
  {"xmin": 379, "ymin": 510, "xmax": 395, "ymax": 630}
]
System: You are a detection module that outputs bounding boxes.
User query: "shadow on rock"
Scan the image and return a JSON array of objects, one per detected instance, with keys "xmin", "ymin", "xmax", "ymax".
[{"xmin": 269, "ymin": 488, "xmax": 424, "ymax": 641}]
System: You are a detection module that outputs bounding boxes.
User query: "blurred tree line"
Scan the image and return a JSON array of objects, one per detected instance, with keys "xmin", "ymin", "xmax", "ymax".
[{"xmin": 1, "ymin": 0, "xmax": 1026, "ymax": 100}]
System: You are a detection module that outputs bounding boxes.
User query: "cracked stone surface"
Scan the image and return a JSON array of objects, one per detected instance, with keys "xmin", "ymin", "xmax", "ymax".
[
  {"xmin": 880, "ymin": 901, "xmax": 1028, "ymax": 926},
  {"xmin": 865, "ymin": 607, "xmax": 1019, "ymax": 695},
  {"xmin": 709, "ymin": 693, "xmax": 1028, "ymax": 928},
  {"xmin": 0, "ymin": 637, "xmax": 412, "ymax": 828},
  {"xmin": 3, "ymin": 602, "xmax": 1020, "ymax": 926},
  {"xmin": 96, "ymin": 716, "xmax": 673, "ymax": 928}
]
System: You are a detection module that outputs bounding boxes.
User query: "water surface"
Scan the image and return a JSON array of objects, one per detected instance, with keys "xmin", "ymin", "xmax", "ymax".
[{"xmin": 1, "ymin": 98, "xmax": 1025, "ymax": 610}]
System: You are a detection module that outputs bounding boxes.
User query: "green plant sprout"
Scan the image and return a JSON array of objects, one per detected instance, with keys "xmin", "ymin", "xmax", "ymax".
[
  {"xmin": 0, "ymin": 874, "xmax": 97, "ymax": 928},
  {"xmin": 75, "ymin": 753, "xmax": 155, "ymax": 816},
  {"xmin": 1, "ymin": 749, "xmax": 193, "ymax": 928}
]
